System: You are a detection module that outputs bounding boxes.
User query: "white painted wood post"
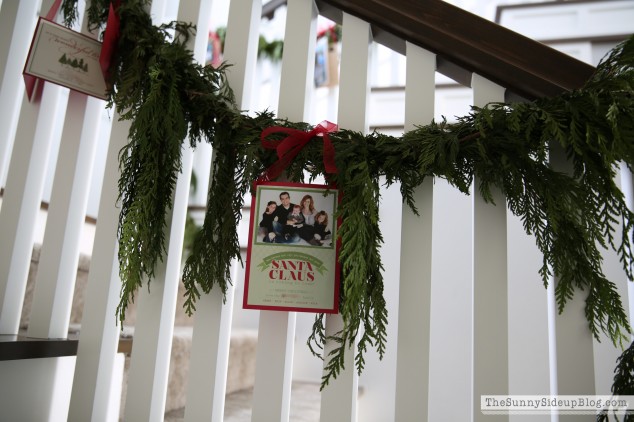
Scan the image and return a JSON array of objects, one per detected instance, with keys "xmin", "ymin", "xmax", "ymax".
[
  {"xmin": 0, "ymin": 0, "xmax": 40, "ymax": 186},
  {"xmin": 68, "ymin": 114, "xmax": 127, "ymax": 422},
  {"xmin": 184, "ymin": 1, "xmax": 261, "ymax": 421},
  {"xmin": 21, "ymin": 8, "xmax": 108, "ymax": 415},
  {"xmin": 0, "ymin": 0, "xmax": 68, "ymax": 335},
  {"xmin": 427, "ymin": 182, "xmax": 473, "ymax": 421},
  {"xmin": 359, "ymin": 180, "xmax": 403, "ymax": 422},
  {"xmin": 507, "ymin": 191, "xmax": 552, "ymax": 422},
  {"xmin": 69, "ymin": 2, "xmax": 174, "ymax": 419},
  {"xmin": 123, "ymin": 0, "xmax": 203, "ymax": 420},
  {"xmin": 591, "ymin": 165, "xmax": 632, "ymax": 395},
  {"xmin": 251, "ymin": 0, "xmax": 319, "ymax": 421},
  {"xmin": 27, "ymin": 9, "xmax": 106, "ymax": 339},
  {"xmin": 394, "ymin": 43, "xmax": 436, "ymax": 422},
  {"xmin": 124, "ymin": 151, "xmax": 194, "ymax": 420},
  {"xmin": 224, "ymin": 0, "xmax": 262, "ymax": 110},
  {"xmin": 319, "ymin": 12, "xmax": 371, "ymax": 422},
  {"xmin": 471, "ymin": 73, "xmax": 507, "ymax": 422},
  {"xmin": 184, "ymin": 289, "xmax": 235, "ymax": 422},
  {"xmin": 549, "ymin": 144, "xmax": 596, "ymax": 422}
]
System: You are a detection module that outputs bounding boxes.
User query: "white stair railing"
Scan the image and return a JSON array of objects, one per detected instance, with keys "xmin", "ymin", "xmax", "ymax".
[{"xmin": 0, "ymin": 0, "xmax": 630, "ymax": 421}]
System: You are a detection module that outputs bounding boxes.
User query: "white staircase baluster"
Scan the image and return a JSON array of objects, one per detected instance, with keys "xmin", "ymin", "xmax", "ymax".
[
  {"xmin": 184, "ymin": 286, "xmax": 235, "ymax": 422},
  {"xmin": 549, "ymin": 144, "xmax": 596, "ymax": 422},
  {"xmin": 592, "ymin": 164, "xmax": 632, "ymax": 395},
  {"xmin": 471, "ymin": 73, "xmax": 507, "ymax": 422},
  {"xmin": 507, "ymin": 185, "xmax": 552, "ymax": 422},
  {"xmin": 0, "ymin": 0, "xmax": 40, "ymax": 187},
  {"xmin": 70, "ymin": 1, "xmax": 168, "ymax": 419},
  {"xmin": 428, "ymin": 185, "xmax": 473, "ymax": 421},
  {"xmin": 252, "ymin": 311, "xmax": 297, "ymax": 421},
  {"xmin": 224, "ymin": 0, "xmax": 262, "ymax": 110},
  {"xmin": 319, "ymin": 11, "xmax": 371, "ymax": 422},
  {"xmin": 427, "ymin": 104, "xmax": 472, "ymax": 421},
  {"xmin": 394, "ymin": 43, "xmax": 436, "ymax": 422},
  {"xmin": 68, "ymin": 114, "xmax": 128, "ymax": 421},
  {"xmin": 124, "ymin": 150, "xmax": 193, "ymax": 421},
  {"xmin": 123, "ymin": 0, "xmax": 203, "ymax": 419},
  {"xmin": 251, "ymin": 0, "xmax": 319, "ymax": 421},
  {"xmin": 0, "ymin": 0, "xmax": 68, "ymax": 335},
  {"xmin": 361, "ymin": 179, "xmax": 402, "ymax": 422},
  {"xmin": 15, "ymin": 10, "xmax": 107, "ymax": 420},
  {"xmin": 27, "ymin": 9, "xmax": 106, "ymax": 340},
  {"xmin": 622, "ymin": 165, "xmax": 634, "ymax": 329},
  {"xmin": 183, "ymin": 0, "xmax": 260, "ymax": 420}
]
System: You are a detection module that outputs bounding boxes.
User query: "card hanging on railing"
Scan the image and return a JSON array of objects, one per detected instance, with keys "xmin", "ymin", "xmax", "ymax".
[
  {"xmin": 243, "ymin": 181, "xmax": 340, "ymax": 313},
  {"xmin": 23, "ymin": 18, "xmax": 108, "ymax": 100}
]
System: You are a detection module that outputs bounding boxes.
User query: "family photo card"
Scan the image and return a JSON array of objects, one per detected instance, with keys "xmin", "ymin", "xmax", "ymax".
[{"xmin": 243, "ymin": 181, "xmax": 340, "ymax": 313}]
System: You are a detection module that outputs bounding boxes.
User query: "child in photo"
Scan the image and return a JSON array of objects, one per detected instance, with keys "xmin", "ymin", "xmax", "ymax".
[
  {"xmin": 283, "ymin": 204, "xmax": 305, "ymax": 240},
  {"xmin": 258, "ymin": 200, "xmax": 278, "ymax": 242},
  {"xmin": 309, "ymin": 210, "xmax": 331, "ymax": 246}
]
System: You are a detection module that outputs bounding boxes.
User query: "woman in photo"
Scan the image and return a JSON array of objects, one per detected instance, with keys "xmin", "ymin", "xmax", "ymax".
[{"xmin": 298, "ymin": 194, "xmax": 317, "ymax": 241}]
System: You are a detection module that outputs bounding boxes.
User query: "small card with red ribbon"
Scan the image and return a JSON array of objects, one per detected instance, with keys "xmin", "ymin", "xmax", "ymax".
[
  {"xmin": 243, "ymin": 121, "xmax": 342, "ymax": 313},
  {"xmin": 23, "ymin": 18, "xmax": 109, "ymax": 100}
]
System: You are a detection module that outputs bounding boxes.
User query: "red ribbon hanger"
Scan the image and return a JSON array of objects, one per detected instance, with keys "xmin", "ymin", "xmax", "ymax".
[
  {"xmin": 260, "ymin": 120, "xmax": 339, "ymax": 181},
  {"xmin": 99, "ymin": 0, "xmax": 121, "ymax": 82}
]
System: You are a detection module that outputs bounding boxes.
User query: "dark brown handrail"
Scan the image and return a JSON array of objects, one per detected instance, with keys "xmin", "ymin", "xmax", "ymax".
[{"xmin": 316, "ymin": 0, "xmax": 597, "ymax": 100}]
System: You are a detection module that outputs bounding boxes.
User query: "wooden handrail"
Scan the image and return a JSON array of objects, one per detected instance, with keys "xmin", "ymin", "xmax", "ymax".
[{"xmin": 316, "ymin": 0, "xmax": 596, "ymax": 100}]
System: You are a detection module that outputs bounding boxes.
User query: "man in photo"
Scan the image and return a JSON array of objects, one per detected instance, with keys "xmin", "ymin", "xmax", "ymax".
[{"xmin": 270, "ymin": 191, "xmax": 296, "ymax": 242}]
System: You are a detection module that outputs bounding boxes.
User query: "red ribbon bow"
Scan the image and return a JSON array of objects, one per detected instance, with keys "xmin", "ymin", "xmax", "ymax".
[
  {"xmin": 99, "ymin": 0, "xmax": 122, "ymax": 82},
  {"xmin": 260, "ymin": 120, "xmax": 339, "ymax": 181}
]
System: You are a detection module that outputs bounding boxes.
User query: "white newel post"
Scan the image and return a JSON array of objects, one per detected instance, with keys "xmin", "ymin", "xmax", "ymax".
[
  {"xmin": 0, "ymin": 0, "xmax": 68, "ymax": 335},
  {"xmin": 251, "ymin": 0, "xmax": 318, "ymax": 420},
  {"xmin": 394, "ymin": 43, "xmax": 436, "ymax": 422},
  {"xmin": 471, "ymin": 73, "xmax": 508, "ymax": 422},
  {"xmin": 319, "ymin": 12, "xmax": 371, "ymax": 422},
  {"xmin": 183, "ymin": 0, "xmax": 261, "ymax": 421},
  {"xmin": 0, "ymin": 0, "xmax": 42, "ymax": 187}
]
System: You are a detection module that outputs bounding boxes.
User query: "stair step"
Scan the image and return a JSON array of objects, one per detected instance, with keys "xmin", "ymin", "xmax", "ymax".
[
  {"xmin": 164, "ymin": 381, "xmax": 323, "ymax": 422},
  {"xmin": 118, "ymin": 327, "xmax": 258, "ymax": 417}
]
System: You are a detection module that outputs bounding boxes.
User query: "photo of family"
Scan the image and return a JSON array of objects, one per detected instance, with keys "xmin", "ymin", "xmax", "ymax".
[
  {"xmin": 245, "ymin": 182, "xmax": 340, "ymax": 313},
  {"xmin": 254, "ymin": 185, "xmax": 337, "ymax": 248}
]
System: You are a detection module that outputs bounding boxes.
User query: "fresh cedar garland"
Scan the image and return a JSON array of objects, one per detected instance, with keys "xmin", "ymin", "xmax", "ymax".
[{"xmin": 63, "ymin": 0, "xmax": 634, "ymax": 389}]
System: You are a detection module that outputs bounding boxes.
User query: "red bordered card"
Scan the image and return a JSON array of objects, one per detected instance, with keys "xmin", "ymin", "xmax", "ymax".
[{"xmin": 243, "ymin": 181, "xmax": 340, "ymax": 313}]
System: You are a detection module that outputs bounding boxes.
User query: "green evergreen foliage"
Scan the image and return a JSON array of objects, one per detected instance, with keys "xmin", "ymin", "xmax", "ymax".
[
  {"xmin": 61, "ymin": 0, "xmax": 634, "ymax": 389},
  {"xmin": 597, "ymin": 340, "xmax": 634, "ymax": 421}
]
